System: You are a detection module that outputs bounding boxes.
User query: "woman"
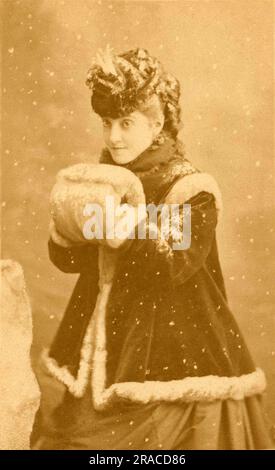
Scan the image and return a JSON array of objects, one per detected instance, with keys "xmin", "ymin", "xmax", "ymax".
[{"xmin": 31, "ymin": 46, "xmax": 273, "ymax": 450}]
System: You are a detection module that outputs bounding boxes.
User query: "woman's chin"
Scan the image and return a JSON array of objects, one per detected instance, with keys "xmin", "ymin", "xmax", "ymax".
[{"xmin": 110, "ymin": 150, "xmax": 136, "ymax": 165}]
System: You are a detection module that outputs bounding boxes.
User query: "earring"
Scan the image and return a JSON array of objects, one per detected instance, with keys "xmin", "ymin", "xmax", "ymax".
[{"xmin": 151, "ymin": 130, "xmax": 166, "ymax": 150}]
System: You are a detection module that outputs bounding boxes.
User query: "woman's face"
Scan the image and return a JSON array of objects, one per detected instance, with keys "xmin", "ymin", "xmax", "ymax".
[{"xmin": 101, "ymin": 110, "xmax": 158, "ymax": 164}]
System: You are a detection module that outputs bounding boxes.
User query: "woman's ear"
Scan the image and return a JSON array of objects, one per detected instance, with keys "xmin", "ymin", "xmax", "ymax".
[{"xmin": 152, "ymin": 114, "xmax": 165, "ymax": 138}]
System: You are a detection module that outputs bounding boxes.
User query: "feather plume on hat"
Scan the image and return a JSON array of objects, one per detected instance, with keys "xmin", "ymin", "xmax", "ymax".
[{"xmin": 85, "ymin": 46, "xmax": 170, "ymax": 117}]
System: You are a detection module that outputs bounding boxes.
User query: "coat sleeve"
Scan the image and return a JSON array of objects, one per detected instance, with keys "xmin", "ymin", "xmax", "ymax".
[
  {"xmin": 47, "ymin": 217, "xmax": 99, "ymax": 274},
  {"xmin": 48, "ymin": 237, "xmax": 99, "ymax": 274},
  {"xmin": 123, "ymin": 173, "xmax": 222, "ymax": 288},
  {"xmin": 157, "ymin": 190, "xmax": 217, "ymax": 286}
]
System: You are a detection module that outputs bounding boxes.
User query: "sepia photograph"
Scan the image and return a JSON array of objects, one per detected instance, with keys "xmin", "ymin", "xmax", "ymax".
[{"xmin": 1, "ymin": 0, "xmax": 274, "ymax": 454}]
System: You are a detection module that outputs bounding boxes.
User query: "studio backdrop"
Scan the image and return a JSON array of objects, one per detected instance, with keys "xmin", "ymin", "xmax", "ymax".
[{"xmin": 2, "ymin": 0, "xmax": 274, "ymax": 425}]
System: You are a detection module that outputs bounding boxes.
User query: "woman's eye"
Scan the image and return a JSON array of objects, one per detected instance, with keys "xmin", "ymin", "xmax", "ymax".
[
  {"xmin": 102, "ymin": 120, "xmax": 111, "ymax": 127},
  {"xmin": 122, "ymin": 120, "xmax": 132, "ymax": 128}
]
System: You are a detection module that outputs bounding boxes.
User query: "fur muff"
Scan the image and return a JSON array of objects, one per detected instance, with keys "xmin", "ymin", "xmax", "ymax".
[{"xmin": 50, "ymin": 163, "xmax": 145, "ymax": 245}]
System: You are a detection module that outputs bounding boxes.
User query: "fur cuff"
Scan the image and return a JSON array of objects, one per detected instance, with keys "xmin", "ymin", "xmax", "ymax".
[{"xmin": 165, "ymin": 172, "xmax": 223, "ymax": 214}]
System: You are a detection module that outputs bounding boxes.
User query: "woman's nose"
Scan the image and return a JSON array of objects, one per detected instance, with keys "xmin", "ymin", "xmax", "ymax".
[{"xmin": 109, "ymin": 122, "xmax": 122, "ymax": 145}]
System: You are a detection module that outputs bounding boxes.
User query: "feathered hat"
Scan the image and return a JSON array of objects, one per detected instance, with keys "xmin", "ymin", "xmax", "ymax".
[{"xmin": 85, "ymin": 45, "xmax": 181, "ymax": 121}]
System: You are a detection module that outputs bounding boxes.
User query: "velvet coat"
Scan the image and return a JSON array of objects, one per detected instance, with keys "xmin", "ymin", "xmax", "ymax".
[{"xmin": 43, "ymin": 137, "xmax": 266, "ymax": 411}]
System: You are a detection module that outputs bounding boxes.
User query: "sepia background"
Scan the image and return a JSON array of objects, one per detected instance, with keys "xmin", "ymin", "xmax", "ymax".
[{"xmin": 2, "ymin": 0, "xmax": 274, "ymax": 424}]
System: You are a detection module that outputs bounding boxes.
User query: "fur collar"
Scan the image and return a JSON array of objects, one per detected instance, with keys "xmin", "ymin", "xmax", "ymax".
[{"xmin": 99, "ymin": 133, "xmax": 198, "ymax": 203}]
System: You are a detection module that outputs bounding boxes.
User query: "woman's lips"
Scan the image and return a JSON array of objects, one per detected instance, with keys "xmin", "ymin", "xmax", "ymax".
[{"xmin": 112, "ymin": 147, "xmax": 127, "ymax": 151}]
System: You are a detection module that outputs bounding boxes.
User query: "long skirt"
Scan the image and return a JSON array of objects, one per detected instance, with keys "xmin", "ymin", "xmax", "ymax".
[{"xmin": 31, "ymin": 365, "xmax": 273, "ymax": 450}]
